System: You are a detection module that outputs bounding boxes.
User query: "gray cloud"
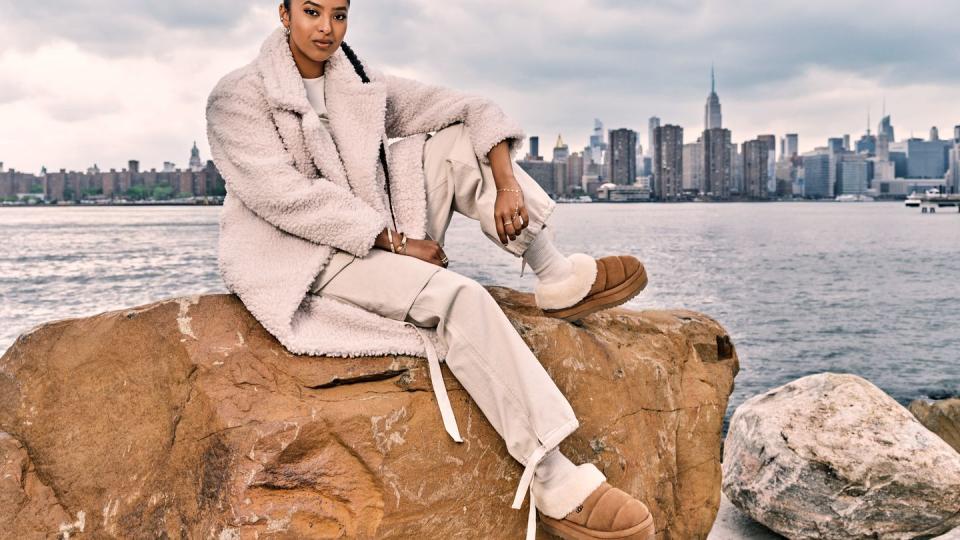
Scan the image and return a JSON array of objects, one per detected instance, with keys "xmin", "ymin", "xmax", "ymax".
[{"xmin": 0, "ymin": 0, "xmax": 958, "ymax": 172}]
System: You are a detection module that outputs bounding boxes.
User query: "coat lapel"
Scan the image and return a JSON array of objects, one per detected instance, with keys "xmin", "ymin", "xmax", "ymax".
[{"xmin": 255, "ymin": 27, "xmax": 389, "ymax": 216}]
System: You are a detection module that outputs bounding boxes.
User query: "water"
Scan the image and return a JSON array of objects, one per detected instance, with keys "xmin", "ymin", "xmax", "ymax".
[{"xmin": 2, "ymin": 203, "xmax": 958, "ymax": 431}]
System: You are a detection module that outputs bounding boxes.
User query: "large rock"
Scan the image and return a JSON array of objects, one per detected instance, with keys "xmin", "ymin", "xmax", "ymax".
[
  {"xmin": 0, "ymin": 290, "xmax": 738, "ymax": 539},
  {"xmin": 722, "ymin": 373, "xmax": 960, "ymax": 540},
  {"xmin": 909, "ymin": 397, "xmax": 960, "ymax": 453}
]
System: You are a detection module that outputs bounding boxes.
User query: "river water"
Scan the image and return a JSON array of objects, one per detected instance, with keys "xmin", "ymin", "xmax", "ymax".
[{"xmin": 2, "ymin": 202, "xmax": 958, "ymax": 430}]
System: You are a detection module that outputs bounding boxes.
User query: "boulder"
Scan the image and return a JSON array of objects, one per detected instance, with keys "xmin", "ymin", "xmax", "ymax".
[
  {"xmin": 722, "ymin": 372, "xmax": 960, "ymax": 540},
  {"xmin": 909, "ymin": 397, "xmax": 960, "ymax": 453},
  {"xmin": 0, "ymin": 290, "xmax": 738, "ymax": 539}
]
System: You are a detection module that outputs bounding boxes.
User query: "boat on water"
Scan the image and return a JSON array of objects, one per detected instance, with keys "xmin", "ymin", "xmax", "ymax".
[
  {"xmin": 905, "ymin": 192, "xmax": 922, "ymax": 207},
  {"xmin": 836, "ymin": 194, "xmax": 875, "ymax": 202}
]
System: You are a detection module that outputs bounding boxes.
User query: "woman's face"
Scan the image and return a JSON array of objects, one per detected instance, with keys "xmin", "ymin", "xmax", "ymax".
[{"xmin": 281, "ymin": 0, "xmax": 349, "ymax": 65}]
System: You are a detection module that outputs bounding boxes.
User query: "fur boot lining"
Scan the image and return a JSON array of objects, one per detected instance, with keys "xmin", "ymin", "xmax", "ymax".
[
  {"xmin": 534, "ymin": 252, "xmax": 597, "ymax": 310},
  {"xmin": 532, "ymin": 462, "xmax": 607, "ymax": 519}
]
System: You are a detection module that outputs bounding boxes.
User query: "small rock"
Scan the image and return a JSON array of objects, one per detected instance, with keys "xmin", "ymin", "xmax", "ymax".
[{"xmin": 722, "ymin": 372, "xmax": 960, "ymax": 540}]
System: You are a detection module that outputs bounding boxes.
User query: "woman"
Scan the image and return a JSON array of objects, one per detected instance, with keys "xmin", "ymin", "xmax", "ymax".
[{"xmin": 205, "ymin": 1, "xmax": 653, "ymax": 538}]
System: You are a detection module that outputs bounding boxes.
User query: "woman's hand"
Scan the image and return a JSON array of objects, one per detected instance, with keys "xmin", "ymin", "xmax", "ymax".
[
  {"xmin": 374, "ymin": 228, "xmax": 448, "ymax": 267},
  {"xmin": 402, "ymin": 238, "xmax": 449, "ymax": 267},
  {"xmin": 494, "ymin": 184, "xmax": 530, "ymax": 245}
]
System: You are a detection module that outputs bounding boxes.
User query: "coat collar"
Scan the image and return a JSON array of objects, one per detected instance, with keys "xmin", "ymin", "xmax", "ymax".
[{"xmin": 255, "ymin": 27, "xmax": 390, "ymax": 216}]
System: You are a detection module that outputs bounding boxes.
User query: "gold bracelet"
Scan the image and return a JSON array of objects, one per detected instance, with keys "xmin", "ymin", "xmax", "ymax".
[
  {"xmin": 497, "ymin": 188, "xmax": 522, "ymax": 193},
  {"xmin": 400, "ymin": 232, "xmax": 408, "ymax": 254},
  {"xmin": 387, "ymin": 228, "xmax": 396, "ymax": 253}
]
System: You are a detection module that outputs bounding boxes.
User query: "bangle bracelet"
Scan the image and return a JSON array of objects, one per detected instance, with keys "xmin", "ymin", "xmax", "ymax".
[
  {"xmin": 400, "ymin": 232, "xmax": 408, "ymax": 254},
  {"xmin": 387, "ymin": 229, "xmax": 396, "ymax": 253},
  {"xmin": 497, "ymin": 188, "xmax": 522, "ymax": 193}
]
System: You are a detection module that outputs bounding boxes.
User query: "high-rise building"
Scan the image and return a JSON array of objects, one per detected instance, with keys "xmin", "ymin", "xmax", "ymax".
[
  {"xmin": 703, "ymin": 128, "xmax": 732, "ymax": 199},
  {"xmin": 930, "ymin": 126, "xmax": 940, "ymax": 141},
  {"xmin": 828, "ymin": 138, "xmax": 844, "ymax": 154},
  {"xmin": 518, "ymin": 160, "xmax": 555, "ymax": 195},
  {"xmin": 743, "ymin": 138, "xmax": 770, "ymax": 199},
  {"xmin": 783, "ymin": 134, "xmax": 799, "ymax": 160},
  {"xmin": 590, "ymin": 119, "xmax": 607, "ymax": 171},
  {"xmin": 682, "ymin": 140, "xmax": 704, "ymax": 192},
  {"xmin": 705, "ymin": 66, "xmax": 722, "ymax": 130},
  {"xmin": 653, "ymin": 124, "xmax": 684, "ymax": 200},
  {"xmin": 567, "ymin": 152, "xmax": 584, "ymax": 194},
  {"xmin": 189, "ymin": 142, "xmax": 204, "ymax": 173},
  {"xmin": 553, "ymin": 135, "xmax": 570, "ymax": 195},
  {"xmin": 758, "ymin": 134, "xmax": 776, "ymax": 193},
  {"xmin": 647, "ymin": 117, "xmax": 661, "ymax": 158},
  {"xmin": 878, "ymin": 115, "xmax": 895, "ymax": 142},
  {"xmin": 948, "ymin": 143, "xmax": 960, "ymax": 194},
  {"xmin": 901, "ymin": 138, "xmax": 951, "ymax": 179},
  {"xmin": 843, "ymin": 134, "xmax": 851, "ymax": 151},
  {"xmin": 607, "ymin": 128, "xmax": 638, "ymax": 185},
  {"xmin": 802, "ymin": 152, "xmax": 832, "ymax": 198},
  {"xmin": 527, "ymin": 136, "xmax": 541, "ymax": 160},
  {"xmin": 837, "ymin": 154, "xmax": 870, "ymax": 195},
  {"xmin": 954, "ymin": 125, "xmax": 960, "ymax": 142}
]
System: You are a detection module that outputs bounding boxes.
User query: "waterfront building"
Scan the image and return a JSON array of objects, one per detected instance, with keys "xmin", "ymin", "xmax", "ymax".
[
  {"xmin": 802, "ymin": 151, "xmax": 832, "ymax": 198},
  {"xmin": 552, "ymin": 134, "xmax": 570, "ymax": 195},
  {"xmin": 783, "ymin": 133, "xmax": 799, "ymax": 160},
  {"xmin": 892, "ymin": 138, "xmax": 952, "ymax": 179},
  {"xmin": 682, "ymin": 140, "xmax": 704, "ymax": 192},
  {"xmin": 607, "ymin": 128, "xmax": 638, "ymax": 185},
  {"xmin": 596, "ymin": 183, "xmax": 651, "ymax": 202},
  {"xmin": 757, "ymin": 134, "xmax": 776, "ymax": 193},
  {"xmin": 189, "ymin": 142, "xmax": 204, "ymax": 173},
  {"xmin": 701, "ymin": 128, "xmax": 732, "ymax": 200},
  {"xmin": 590, "ymin": 119, "xmax": 607, "ymax": 170},
  {"xmin": 837, "ymin": 154, "xmax": 870, "ymax": 195},
  {"xmin": 653, "ymin": 124, "xmax": 684, "ymax": 201},
  {"xmin": 567, "ymin": 151, "xmax": 585, "ymax": 195},
  {"xmin": 742, "ymin": 138, "xmax": 770, "ymax": 199}
]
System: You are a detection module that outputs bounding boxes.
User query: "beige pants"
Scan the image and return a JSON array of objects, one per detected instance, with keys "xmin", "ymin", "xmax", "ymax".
[{"xmin": 310, "ymin": 123, "xmax": 605, "ymax": 533}]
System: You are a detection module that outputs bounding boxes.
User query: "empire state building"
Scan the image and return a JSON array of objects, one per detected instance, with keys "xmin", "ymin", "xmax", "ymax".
[{"xmin": 705, "ymin": 66, "xmax": 722, "ymax": 130}]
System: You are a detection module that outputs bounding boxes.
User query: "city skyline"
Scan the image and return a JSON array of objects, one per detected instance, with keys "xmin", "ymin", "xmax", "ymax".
[{"xmin": 1, "ymin": 0, "xmax": 959, "ymax": 173}]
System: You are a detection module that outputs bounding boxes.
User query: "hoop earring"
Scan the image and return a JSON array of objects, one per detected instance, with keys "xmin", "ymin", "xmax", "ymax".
[{"xmin": 284, "ymin": 27, "xmax": 291, "ymax": 37}]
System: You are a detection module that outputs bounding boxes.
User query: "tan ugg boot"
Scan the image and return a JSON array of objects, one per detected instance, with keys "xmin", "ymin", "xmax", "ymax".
[
  {"xmin": 538, "ymin": 482, "xmax": 655, "ymax": 539},
  {"xmin": 537, "ymin": 254, "xmax": 648, "ymax": 323}
]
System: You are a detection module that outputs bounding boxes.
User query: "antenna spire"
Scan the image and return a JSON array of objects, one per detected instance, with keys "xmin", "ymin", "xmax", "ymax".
[{"xmin": 711, "ymin": 64, "xmax": 716, "ymax": 94}]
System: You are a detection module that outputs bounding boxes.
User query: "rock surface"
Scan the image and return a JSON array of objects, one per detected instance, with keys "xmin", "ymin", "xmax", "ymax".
[
  {"xmin": 722, "ymin": 372, "xmax": 960, "ymax": 540},
  {"xmin": 0, "ymin": 290, "xmax": 738, "ymax": 539},
  {"xmin": 909, "ymin": 397, "xmax": 960, "ymax": 453}
]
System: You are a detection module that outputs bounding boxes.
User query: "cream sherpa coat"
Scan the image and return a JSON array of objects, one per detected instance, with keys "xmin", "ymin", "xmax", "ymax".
[{"xmin": 206, "ymin": 27, "xmax": 525, "ymax": 360}]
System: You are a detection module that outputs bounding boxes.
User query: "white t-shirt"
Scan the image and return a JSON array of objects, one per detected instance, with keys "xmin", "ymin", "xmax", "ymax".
[{"xmin": 302, "ymin": 75, "xmax": 330, "ymax": 131}]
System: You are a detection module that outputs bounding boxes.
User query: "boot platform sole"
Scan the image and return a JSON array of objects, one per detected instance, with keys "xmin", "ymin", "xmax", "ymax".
[
  {"xmin": 539, "ymin": 512, "xmax": 655, "ymax": 539},
  {"xmin": 542, "ymin": 264, "xmax": 648, "ymax": 323}
]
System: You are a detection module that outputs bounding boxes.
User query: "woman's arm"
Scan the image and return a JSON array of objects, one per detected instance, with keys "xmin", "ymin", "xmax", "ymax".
[
  {"xmin": 383, "ymin": 73, "xmax": 526, "ymax": 166},
  {"xmin": 206, "ymin": 78, "xmax": 387, "ymax": 257}
]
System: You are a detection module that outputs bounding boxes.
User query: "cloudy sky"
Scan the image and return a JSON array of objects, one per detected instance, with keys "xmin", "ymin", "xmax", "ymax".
[{"xmin": 1, "ymin": 0, "xmax": 958, "ymax": 174}]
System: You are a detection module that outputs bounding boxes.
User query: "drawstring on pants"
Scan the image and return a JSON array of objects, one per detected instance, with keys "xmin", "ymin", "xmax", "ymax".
[
  {"xmin": 409, "ymin": 323, "xmax": 463, "ymax": 443},
  {"xmin": 407, "ymin": 322, "xmax": 547, "ymax": 539}
]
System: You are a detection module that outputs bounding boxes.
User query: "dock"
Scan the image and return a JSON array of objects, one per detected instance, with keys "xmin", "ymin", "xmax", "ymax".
[{"xmin": 917, "ymin": 194, "xmax": 960, "ymax": 213}]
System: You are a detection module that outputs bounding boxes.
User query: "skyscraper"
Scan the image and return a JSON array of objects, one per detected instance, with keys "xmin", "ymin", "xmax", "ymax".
[
  {"xmin": 705, "ymin": 66, "xmax": 722, "ymax": 130},
  {"xmin": 607, "ymin": 128, "xmax": 638, "ymax": 185},
  {"xmin": 878, "ymin": 115, "xmax": 895, "ymax": 142},
  {"xmin": 783, "ymin": 134, "xmax": 799, "ymax": 160},
  {"xmin": 703, "ymin": 128, "xmax": 732, "ymax": 199},
  {"xmin": 653, "ymin": 125, "xmax": 683, "ymax": 201},
  {"xmin": 682, "ymin": 141, "xmax": 704, "ymax": 192},
  {"xmin": 553, "ymin": 135, "xmax": 570, "ymax": 195},
  {"xmin": 802, "ymin": 152, "xmax": 832, "ymax": 198},
  {"xmin": 743, "ymin": 138, "xmax": 770, "ymax": 199},
  {"xmin": 647, "ymin": 117, "xmax": 661, "ymax": 158},
  {"xmin": 758, "ymin": 134, "xmax": 777, "ymax": 193},
  {"xmin": 930, "ymin": 127, "xmax": 940, "ymax": 141},
  {"xmin": 954, "ymin": 125, "xmax": 960, "ymax": 142},
  {"xmin": 589, "ymin": 119, "xmax": 606, "ymax": 171},
  {"xmin": 567, "ymin": 152, "xmax": 584, "ymax": 195},
  {"xmin": 527, "ymin": 136, "xmax": 541, "ymax": 160}
]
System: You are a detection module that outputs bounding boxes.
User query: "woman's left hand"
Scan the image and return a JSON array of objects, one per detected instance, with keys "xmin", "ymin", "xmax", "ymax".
[{"xmin": 494, "ymin": 179, "xmax": 530, "ymax": 245}]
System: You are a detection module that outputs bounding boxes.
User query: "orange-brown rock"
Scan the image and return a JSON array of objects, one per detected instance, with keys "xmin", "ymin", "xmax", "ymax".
[
  {"xmin": 909, "ymin": 397, "xmax": 960, "ymax": 453},
  {"xmin": 0, "ymin": 289, "xmax": 739, "ymax": 539}
]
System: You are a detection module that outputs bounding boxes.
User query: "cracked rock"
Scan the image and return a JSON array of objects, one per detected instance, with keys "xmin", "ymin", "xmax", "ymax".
[{"xmin": 0, "ymin": 290, "xmax": 738, "ymax": 539}]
